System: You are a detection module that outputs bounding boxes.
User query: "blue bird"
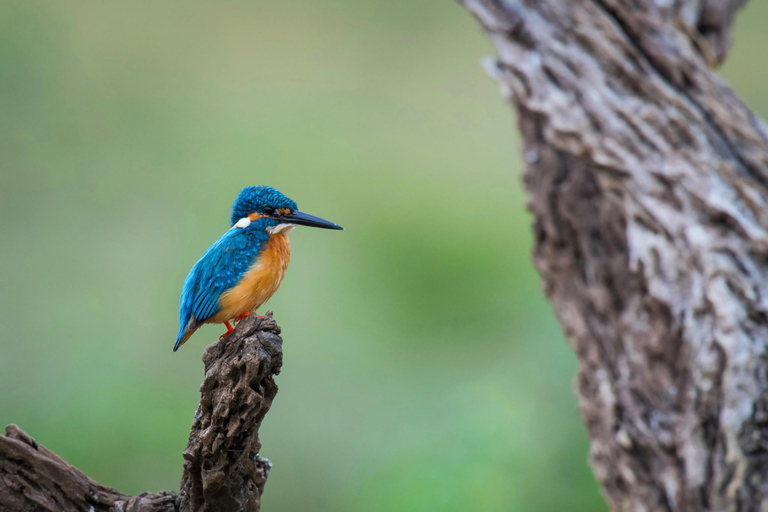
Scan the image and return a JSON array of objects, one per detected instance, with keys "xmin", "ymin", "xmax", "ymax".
[{"xmin": 174, "ymin": 186, "xmax": 342, "ymax": 352}]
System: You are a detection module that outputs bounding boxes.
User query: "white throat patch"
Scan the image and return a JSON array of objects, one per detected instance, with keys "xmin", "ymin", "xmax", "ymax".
[{"xmin": 267, "ymin": 223, "xmax": 296, "ymax": 235}]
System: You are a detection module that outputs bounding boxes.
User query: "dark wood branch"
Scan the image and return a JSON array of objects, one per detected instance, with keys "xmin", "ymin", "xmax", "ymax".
[
  {"xmin": 460, "ymin": 1, "xmax": 768, "ymax": 511},
  {"xmin": 0, "ymin": 312, "xmax": 282, "ymax": 512},
  {"xmin": 180, "ymin": 313, "xmax": 282, "ymax": 512}
]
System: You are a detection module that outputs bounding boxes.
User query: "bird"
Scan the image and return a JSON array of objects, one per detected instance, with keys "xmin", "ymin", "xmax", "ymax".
[{"xmin": 174, "ymin": 186, "xmax": 342, "ymax": 352}]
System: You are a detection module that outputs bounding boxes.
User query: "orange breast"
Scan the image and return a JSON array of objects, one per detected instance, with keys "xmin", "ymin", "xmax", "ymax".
[{"xmin": 213, "ymin": 233, "xmax": 291, "ymax": 323}]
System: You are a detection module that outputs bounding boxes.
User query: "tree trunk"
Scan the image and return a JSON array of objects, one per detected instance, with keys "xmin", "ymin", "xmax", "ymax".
[
  {"xmin": 0, "ymin": 313, "xmax": 282, "ymax": 512},
  {"xmin": 460, "ymin": 1, "xmax": 768, "ymax": 511}
]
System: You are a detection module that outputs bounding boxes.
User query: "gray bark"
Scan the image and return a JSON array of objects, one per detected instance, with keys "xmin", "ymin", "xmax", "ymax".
[
  {"xmin": 460, "ymin": 1, "xmax": 768, "ymax": 511},
  {"xmin": 0, "ymin": 313, "xmax": 282, "ymax": 512}
]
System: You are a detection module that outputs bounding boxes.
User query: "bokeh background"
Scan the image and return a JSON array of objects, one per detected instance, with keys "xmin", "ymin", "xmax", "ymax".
[{"xmin": 1, "ymin": 2, "xmax": 766, "ymax": 511}]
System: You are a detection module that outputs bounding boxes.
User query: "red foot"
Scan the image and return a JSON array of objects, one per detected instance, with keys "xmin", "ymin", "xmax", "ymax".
[
  {"xmin": 235, "ymin": 311, "xmax": 266, "ymax": 322},
  {"xmin": 220, "ymin": 321, "xmax": 235, "ymax": 339}
]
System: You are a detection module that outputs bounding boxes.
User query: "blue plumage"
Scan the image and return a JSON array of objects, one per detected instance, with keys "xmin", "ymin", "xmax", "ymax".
[
  {"xmin": 230, "ymin": 186, "xmax": 297, "ymax": 227},
  {"xmin": 175, "ymin": 227, "xmax": 268, "ymax": 351}
]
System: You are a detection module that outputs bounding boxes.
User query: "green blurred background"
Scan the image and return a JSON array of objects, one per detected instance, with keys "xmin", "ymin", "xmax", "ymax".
[{"xmin": 1, "ymin": 2, "xmax": 766, "ymax": 511}]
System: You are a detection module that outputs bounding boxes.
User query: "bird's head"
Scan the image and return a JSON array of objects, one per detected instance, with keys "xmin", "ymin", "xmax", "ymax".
[{"xmin": 230, "ymin": 186, "xmax": 343, "ymax": 233}]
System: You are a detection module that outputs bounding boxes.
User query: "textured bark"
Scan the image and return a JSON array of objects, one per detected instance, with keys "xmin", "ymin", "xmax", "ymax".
[
  {"xmin": 0, "ymin": 312, "xmax": 282, "ymax": 512},
  {"xmin": 461, "ymin": 1, "xmax": 768, "ymax": 511}
]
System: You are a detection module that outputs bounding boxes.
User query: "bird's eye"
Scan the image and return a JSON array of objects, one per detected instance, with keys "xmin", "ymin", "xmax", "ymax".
[{"xmin": 263, "ymin": 207, "xmax": 275, "ymax": 216}]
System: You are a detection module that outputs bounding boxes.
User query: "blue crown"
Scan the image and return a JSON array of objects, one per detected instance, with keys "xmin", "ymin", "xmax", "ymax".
[{"xmin": 230, "ymin": 186, "xmax": 298, "ymax": 226}]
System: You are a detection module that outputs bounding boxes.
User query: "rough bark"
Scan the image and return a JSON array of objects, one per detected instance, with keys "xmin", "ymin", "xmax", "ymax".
[
  {"xmin": 0, "ymin": 312, "xmax": 282, "ymax": 512},
  {"xmin": 461, "ymin": 1, "xmax": 768, "ymax": 511}
]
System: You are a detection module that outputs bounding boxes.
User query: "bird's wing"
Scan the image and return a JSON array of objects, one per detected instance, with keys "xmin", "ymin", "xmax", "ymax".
[{"xmin": 176, "ymin": 228, "xmax": 266, "ymax": 345}]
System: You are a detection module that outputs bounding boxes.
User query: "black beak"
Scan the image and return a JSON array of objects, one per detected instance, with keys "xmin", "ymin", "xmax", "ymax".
[{"xmin": 278, "ymin": 210, "xmax": 343, "ymax": 230}]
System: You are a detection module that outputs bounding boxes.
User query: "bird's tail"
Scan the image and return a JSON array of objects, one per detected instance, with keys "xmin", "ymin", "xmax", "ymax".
[{"xmin": 174, "ymin": 315, "xmax": 199, "ymax": 352}]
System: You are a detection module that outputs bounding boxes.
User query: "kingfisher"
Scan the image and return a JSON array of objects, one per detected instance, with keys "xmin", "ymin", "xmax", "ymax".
[{"xmin": 174, "ymin": 186, "xmax": 342, "ymax": 352}]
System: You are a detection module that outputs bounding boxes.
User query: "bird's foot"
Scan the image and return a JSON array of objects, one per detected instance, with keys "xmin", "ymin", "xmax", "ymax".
[
  {"xmin": 234, "ymin": 311, "xmax": 265, "ymax": 323},
  {"xmin": 219, "ymin": 321, "xmax": 235, "ymax": 339}
]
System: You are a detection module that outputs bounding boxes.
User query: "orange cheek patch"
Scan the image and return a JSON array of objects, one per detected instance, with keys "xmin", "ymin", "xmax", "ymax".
[{"xmin": 248, "ymin": 212, "xmax": 264, "ymax": 221}]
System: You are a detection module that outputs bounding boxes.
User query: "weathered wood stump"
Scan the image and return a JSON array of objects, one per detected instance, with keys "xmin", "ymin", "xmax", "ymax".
[{"xmin": 0, "ymin": 312, "xmax": 282, "ymax": 512}]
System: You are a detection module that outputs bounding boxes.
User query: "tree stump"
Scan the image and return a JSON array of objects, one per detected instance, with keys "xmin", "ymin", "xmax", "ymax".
[{"xmin": 0, "ymin": 312, "xmax": 282, "ymax": 512}]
